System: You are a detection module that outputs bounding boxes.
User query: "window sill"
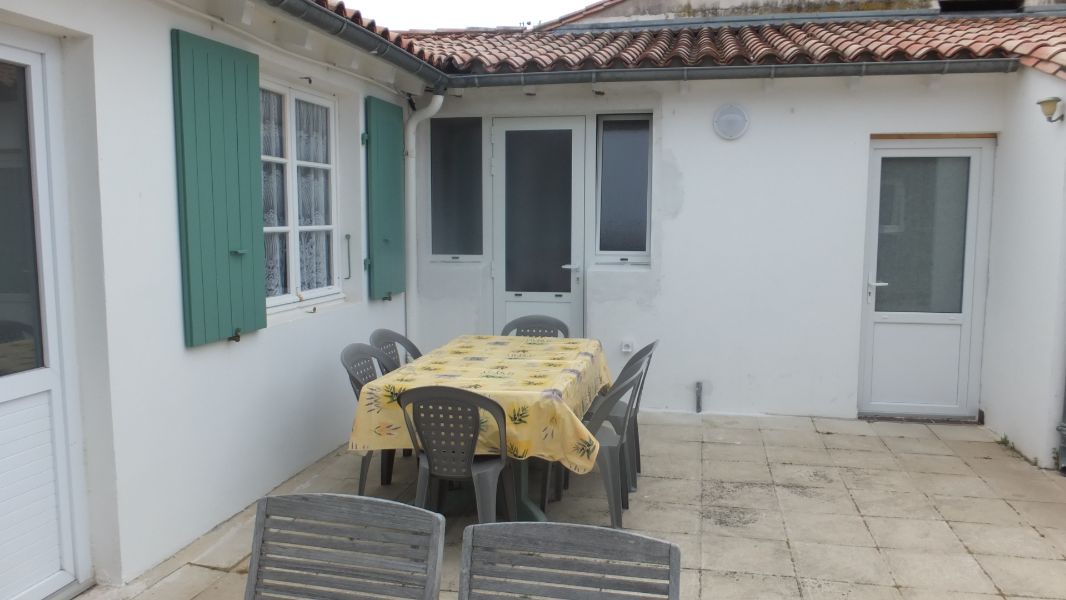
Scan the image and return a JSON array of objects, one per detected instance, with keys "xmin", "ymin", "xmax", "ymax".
[{"xmin": 266, "ymin": 292, "xmax": 347, "ymax": 325}]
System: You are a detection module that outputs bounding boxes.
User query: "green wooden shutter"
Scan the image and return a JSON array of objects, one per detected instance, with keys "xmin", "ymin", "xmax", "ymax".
[
  {"xmin": 172, "ymin": 29, "xmax": 266, "ymax": 346},
  {"xmin": 365, "ymin": 96, "xmax": 406, "ymax": 300}
]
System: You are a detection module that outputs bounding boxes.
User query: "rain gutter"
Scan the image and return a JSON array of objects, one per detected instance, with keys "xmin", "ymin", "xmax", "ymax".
[
  {"xmin": 260, "ymin": 0, "xmax": 450, "ymax": 91},
  {"xmin": 448, "ymin": 58, "xmax": 1019, "ymax": 88},
  {"xmin": 259, "ymin": 0, "xmax": 1018, "ymax": 92}
]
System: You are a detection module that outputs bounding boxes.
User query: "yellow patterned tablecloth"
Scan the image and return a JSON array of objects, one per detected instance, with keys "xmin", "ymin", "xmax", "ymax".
[{"xmin": 349, "ymin": 335, "xmax": 611, "ymax": 474}]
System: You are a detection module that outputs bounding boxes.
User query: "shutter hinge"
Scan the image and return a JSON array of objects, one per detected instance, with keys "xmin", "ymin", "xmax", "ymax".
[
  {"xmin": 363, "ymin": 257, "xmax": 371, "ymax": 271},
  {"xmin": 361, "ymin": 132, "xmax": 369, "ymax": 146}
]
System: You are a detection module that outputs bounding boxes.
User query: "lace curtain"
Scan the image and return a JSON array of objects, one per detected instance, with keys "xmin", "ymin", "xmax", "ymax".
[{"xmin": 260, "ymin": 93, "xmax": 333, "ymax": 296}]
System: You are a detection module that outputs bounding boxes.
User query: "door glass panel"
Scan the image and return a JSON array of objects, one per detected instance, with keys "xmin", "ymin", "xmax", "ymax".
[
  {"xmin": 505, "ymin": 130, "xmax": 571, "ymax": 293},
  {"xmin": 0, "ymin": 63, "xmax": 44, "ymax": 376},
  {"xmin": 875, "ymin": 156, "xmax": 970, "ymax": 313}
]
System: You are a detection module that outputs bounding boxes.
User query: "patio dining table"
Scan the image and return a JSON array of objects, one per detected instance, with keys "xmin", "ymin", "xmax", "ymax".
[{"xmin": 349, "ymin": 334, "xmax": 612, "ymax": 520}]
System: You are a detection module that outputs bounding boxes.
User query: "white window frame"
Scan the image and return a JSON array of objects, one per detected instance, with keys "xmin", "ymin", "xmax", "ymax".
[
  {"xmin": 428, "ymin": 116, "xmax": 486, "ymax": 264},
  {"xmin": 595, "ymin": 113, "xmax": 652, "ymax": 265},
  {"xmin": 260, "ymin": 78, "xmax": 341, "ymax": 311}
]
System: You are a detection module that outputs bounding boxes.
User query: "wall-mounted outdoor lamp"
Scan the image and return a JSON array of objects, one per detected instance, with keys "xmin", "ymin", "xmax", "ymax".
[{"xmin": 1037, "ymin": 97, "xmax": 1063, "ymax": 122}]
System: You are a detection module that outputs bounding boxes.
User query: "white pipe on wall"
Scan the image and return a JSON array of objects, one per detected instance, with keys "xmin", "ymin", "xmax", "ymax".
[{"xmin": 404, "ymin": 94, "xmax": 444, "ymax": 339}]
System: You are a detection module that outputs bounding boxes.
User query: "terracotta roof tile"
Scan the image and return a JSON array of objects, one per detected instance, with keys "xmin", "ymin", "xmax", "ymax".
[{"xmin": 312, "ymin": 3, "xmax": 1066, "ymax": 79}]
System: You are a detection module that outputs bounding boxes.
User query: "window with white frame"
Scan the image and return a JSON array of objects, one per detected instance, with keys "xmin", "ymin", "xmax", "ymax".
[
  {"xmin": 597, "ymin": 114, "xmax": 652, "ymax": 264},
  {"xmin": 260, "ymin": 83, "xmax": 338, "ymax": 307}
]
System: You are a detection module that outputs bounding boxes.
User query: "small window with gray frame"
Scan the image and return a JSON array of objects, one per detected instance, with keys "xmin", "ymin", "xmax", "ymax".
[{"xmin": 597, "ymin": 114, "xmax": 651, "ymax": 264}]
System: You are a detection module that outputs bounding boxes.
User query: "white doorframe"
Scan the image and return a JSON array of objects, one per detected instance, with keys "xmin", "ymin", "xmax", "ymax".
[
  {"xmin": 859, "ymin": 138, "xmax": 994, "ymax": 418},
  {"xmin": 490, "ymin": 116, "xmax": 586, "ymax": 336},
  {"xmin": 0, "ymin": 23, "xmax": 92, "ymax": 599}
]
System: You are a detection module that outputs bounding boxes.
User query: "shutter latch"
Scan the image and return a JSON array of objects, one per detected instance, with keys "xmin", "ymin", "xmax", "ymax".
[
  {"xmin": 363, "ymin": 257, "xmax": 370, "ymax": 271},
  {"xmin": 228, "ymin": 328, "xmax": 242, "ymax": 343},
  {"xmin": 361, "ymin": 132, "xmax": 369, "ymax": 146}
]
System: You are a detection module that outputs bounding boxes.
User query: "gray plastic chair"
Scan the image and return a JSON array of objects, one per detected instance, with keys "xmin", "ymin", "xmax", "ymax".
[
  {"xmin": 609, "ymin": 341, "xmax": 658, "ymax": 489},
  {"xmin": 340, "ymin": 343, "xmax": 400, "ymax": 495},
  {"xmin": 370, "ymin": 328, "xmax": 423, "ymax": 366},
  {"xmin": 399, "ymin": 386, "xmax": 517, "ymax": 523},
  {"xmin": 500, "ymin": 315, "xmax": 569, "ymax": 337},
  {"xmin": 556, "ymin": 367, "xmax": 644, "ymax": 527},
  {"xmin": 245, "ymin": 494, "xmax": 445, "ymax": 600},
  {"xmin": 458, "ymin": 522, "xmax": 681, "ymax": 600},
  {"xmin": 550, "ymin": 349, "xmax": 654, "ymax": 509}
]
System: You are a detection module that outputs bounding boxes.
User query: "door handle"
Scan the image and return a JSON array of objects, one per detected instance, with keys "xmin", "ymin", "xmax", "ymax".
[
  {"xmin": 561, "ymin": 264, "xmax": 581, "ymax": 272},
  {"xmin": 869, "ymin": 281, "xmax": 889, "ymax": 288}
]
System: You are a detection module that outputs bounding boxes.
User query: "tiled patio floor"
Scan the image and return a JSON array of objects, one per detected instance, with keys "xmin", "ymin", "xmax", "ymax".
[{"xmin": 80, "ymin": 415, "xmax": 1066, "ymax": 600}]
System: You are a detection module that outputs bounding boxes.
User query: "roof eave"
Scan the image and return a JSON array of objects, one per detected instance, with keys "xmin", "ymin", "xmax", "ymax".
[{"xmin": 447, "ymin": 58, "xmax": 1020, "ymax": 88}]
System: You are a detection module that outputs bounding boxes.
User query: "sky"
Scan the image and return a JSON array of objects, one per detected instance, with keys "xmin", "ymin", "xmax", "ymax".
[{"xmin": 349, "ymin": 0, "xmax": 593, "ymax": 30}]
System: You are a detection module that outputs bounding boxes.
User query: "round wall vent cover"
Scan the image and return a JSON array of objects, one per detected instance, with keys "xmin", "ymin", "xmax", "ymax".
[{"xmin": 713, "ymin": 104, "xmax": 749, "ymax": 140}]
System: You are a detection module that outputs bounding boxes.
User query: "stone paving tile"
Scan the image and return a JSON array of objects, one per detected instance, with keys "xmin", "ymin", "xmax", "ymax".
[
  {"xmin": 637, "ymin": 437, "xmax": 702, "ymax": 459},
  {"xmin": 777, "ymin": 485, "xmax": 859, "ymax": 515},
  {"xmin": 80, "ymin": 419, "xmax": 1066, "ymax": 600},
  {"xmin": 950, "ymin": 521, "xmax": 1064, "ymax": 559},
  {"xmin": 701, "ymin": 571, "xmax": 801, "ymax": 599},
  {"xmin": 703, "ymin": 459, "xmax": 772, "ymax": 483},
  {"xmin": 765, "ymin": 445, "xmax": 835, "ymax": 466},
  {"xmin": 850, "ymin": 490, "xmax": 938, "ymax": 519},
  {"xmin": 1011, "ymin": 499, "xmax": 1066, "ymax": 528},
  {"xmin": 883, "ymin": 551, "xmax": 997, "ymax": 594},
  {"xmin": 758, "ymin": 416, "xmax": 815, "ymax": 432},
  {"xmin": 882, "ymin": 436, "xmax": 953, "ymax": 456},
  {"xmin": 762, "ymin": 429, "xmax": 825, "ymax": 449},
  {"xmin": 895, "ymin": 453, "xmax": 974, "ymax": 475},
  {"xmin": 639, "ymin": 453, "xmax": 702, "ymax": 480},
  {"xmin": 800, "ymin": 579, "xmax": 903, "ymax": 599},
  {"xmin": 932, "ymin": 495, "xmax": 1025, "ymax": 525},
  {"xmin": 704, "ymin": 426, "xmax": 764, "ymax": 445},
  {"xmin": 864, "ymin": 517, "xmax": 966, "ymax": 552},
  {"xmin": 770, "ymin": 464, "xmax": 845, "ymax": 489},
  {"xmin": 702, "ymin": 480, "xmax": 780, "ymax": 510},
  {"xmin": 790, "ymin": 542, "xmax": 894, "ymax": 585},
  {"xmin": 702, "ymin": 414, "xmax": 761, "ymax": 429},
  {"xmin": 841, "ymin": 468, "xmax": 917, "ymax": 492},
  {"xmin": 135, "ymin": 566, "xmax": 223, "ymax": 600},
  {"xmin": 813, "ymin": 418, "xmax": 877, "ymax": 436},
  {"xmin": 869, "ymin": 422, "xmax": 935, "ymax": 439},
  {"xmin": 783, "ymin": 512, "xmax": 876, "ymax": 547},
  {"xmin": 627, "ymin": 474, "xmax": 704, "ymax": 506},
  {"xmin": 822, "ymin": 433, "xmax": 888, "ymax": 452},
  {"xmin": 701, "ymin": 534, "xmax": 795, "ymax": 576},
  {"xmin": 829, "ymin": 449, "xmax": 902, "ymax": 471},
  {"xmin": 928, "ymin": 424, "xmax": 998, "ymax": 442},
  {"xmin": 975, "ymin": 555, "xmax": 1066, "ymax": 599},
  {"xmin": 907, "ymin": 473, "xmax": 997, "ymax": 498},
  {"xmin": 703, "ymin": 442, "xmax": 767, "ymax": 462}
]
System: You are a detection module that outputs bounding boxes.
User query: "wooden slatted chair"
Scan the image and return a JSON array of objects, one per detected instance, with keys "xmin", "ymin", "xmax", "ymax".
[
  {"xmin": 458, "ymin": 522, "xmax": 681, "ymax": 600},
  {"xmin": 244, "ymin": 494, "xmax": 445, "ymax": 600}
]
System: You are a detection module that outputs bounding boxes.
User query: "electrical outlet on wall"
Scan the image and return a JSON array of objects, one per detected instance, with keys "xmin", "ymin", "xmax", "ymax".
[{"xmin": 620, "ymin": 339, "xmax": 634, "ymax": 354}]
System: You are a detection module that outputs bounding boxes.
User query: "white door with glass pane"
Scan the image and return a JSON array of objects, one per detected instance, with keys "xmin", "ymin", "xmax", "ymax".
[
  {"xmin": 860, "ymin": 141, "xmax": 993, "ymax": 417},
  {"xmin": 0, "ymin": 42, "xmax": 85, "ymax": 600},
  {"xmin": 491, "ymin": 117, "xmax": 585, "ymax": 336}
]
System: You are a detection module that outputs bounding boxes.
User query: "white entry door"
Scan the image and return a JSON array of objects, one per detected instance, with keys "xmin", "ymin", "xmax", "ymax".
[
  {"xmin": 0, "ymin": 40, "xmax": 84, "ymax": 600},
  {"xmin": 860, "ymin": 140, "xmax": 993, "ymax": 417},
  {"xmin": 491, "ymin": 117, "xmax": 586, "ymax": 336}
]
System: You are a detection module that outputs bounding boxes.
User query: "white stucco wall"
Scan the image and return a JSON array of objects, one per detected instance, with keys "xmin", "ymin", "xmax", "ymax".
[
  {"xmin": 981, "ymin": 69, "xmax": 1066, "ymax": 468},
  {"xmin": 0, "ymin": 0, "xmax": 410, "ymax": 583},
  {"xmin": 415, "ymin": 74, "xmax": 1017, "ymax": 420}
]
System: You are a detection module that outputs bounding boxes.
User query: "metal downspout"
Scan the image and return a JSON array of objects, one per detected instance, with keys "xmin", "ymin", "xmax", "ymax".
[{"xmin": 403, "ymin": 95, "xmax": 444, "ymax": 342}]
